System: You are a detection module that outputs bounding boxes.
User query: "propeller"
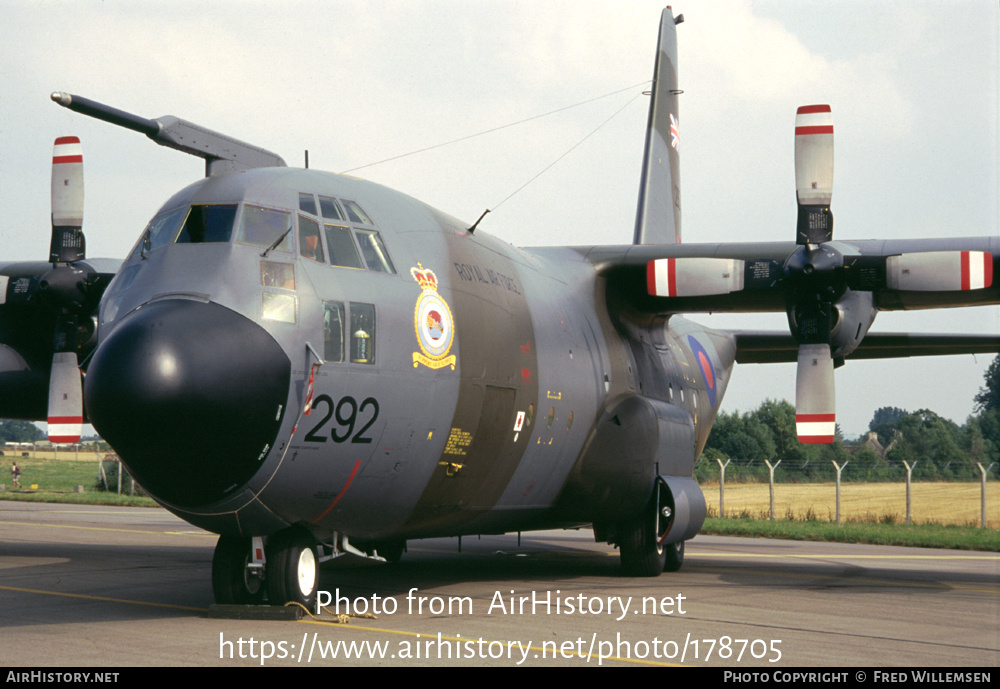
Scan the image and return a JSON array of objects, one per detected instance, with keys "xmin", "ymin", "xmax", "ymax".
[
  {"xmin": 42, "ymin": 136, "xmax": 87, "ymax": 444},
  {"xmin": 647, "ymin": 105, "xmax": 993, "ymax": 444}
]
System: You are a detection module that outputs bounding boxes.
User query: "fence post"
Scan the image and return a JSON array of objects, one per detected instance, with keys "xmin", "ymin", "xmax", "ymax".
[
  {"xmin": 765, "ymin": 459, "xmax": 781, "ymax": 520},
  {"xmin": 832, "ymin": 460, "xmax": 848, "ymax": 524},
  {"xmin": 977, "ymin": 463, "xmax": 995, "ymax": 529},
  {"xmin": 716, "ymin": 459, "xmax": 731, "ymax": 518},
  {"xmin": 902, "ymin": 461, "xmax": 917, "ymax": 525}
]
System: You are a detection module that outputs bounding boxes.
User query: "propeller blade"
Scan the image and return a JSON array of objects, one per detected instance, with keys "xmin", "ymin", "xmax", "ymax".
[
  {"xmin": 50, "ymin": 136, "xmax": 85, "ymax": 263},
  {"xmin": 886, "ymin": 250, "xmax": 993, "ymax": 291},
  {"xmin": 795, "ymin": 343, "xmax": 836, "ymax": 444},
  {"xmin": 48, "ymin": 352, "xmax": 83, "ymax": 443},
  {"xmin": 794, "ymin": 105, "xmax": 834, "ymax": 245},
  {"xmin": 47, "ymin": 352, "xmax": 83, "ymax": 444}
]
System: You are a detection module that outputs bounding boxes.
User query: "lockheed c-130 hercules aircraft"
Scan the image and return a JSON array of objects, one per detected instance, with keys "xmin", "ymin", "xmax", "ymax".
[{"xmin": 1, "ymin": 7, "xmax": 997, "ymax": 607}]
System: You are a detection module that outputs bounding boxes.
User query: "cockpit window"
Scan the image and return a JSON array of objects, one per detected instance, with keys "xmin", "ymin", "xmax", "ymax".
[
  {"xmin": 318, "ymin": 195, "xmax": 344, "ymax": 221},
  {"xmin": 350, "ymin": 302, "xmax": 376, "ymax": 364},
  {"xmin": 299, "ymin": 216, "xmax": 325, "ymax": 263},
  {"xmin": 175, "ymin": 204, "xmax": 237, "ymax": 244},
  {"xmin": 354, "ymin": 229, "xmax": 395, "ymax": 273},
  {"xmin": 342, "ymin": 200, "xmax": 372, "ymax": 225},
  {"xmin": 261, "ymin": 261, "xmax": 295, "ymax": 290},
  {"xmin": 239, "ymin": 205, "xmax": 293, "ymax": 252},
  {"xmin": 325, "ymin": 224, "xmax": 364, "ymax": 269},
  {"xmin": 298, "ymin": 193, "xmax": 317, "ymax": 216},
  {"xmin": 140, "ymin": 206, "xmax": 187, "ymax": 256}
]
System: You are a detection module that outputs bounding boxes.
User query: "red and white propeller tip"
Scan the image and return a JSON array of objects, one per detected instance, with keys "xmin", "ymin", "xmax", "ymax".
[
  {"xmin": 47, "ymin": 352, "xmax": 82, "ymax": 444},
  {"xmin": 794, "ymin": 105, "xmax": 833, "ymax": 207},
  {"xmin": 795, "ymin": 344, "xmax": 836, "ymax": 444},
  {"xmin": 51, "ymin": 136, "xmax": 84, "ymax": 228}
]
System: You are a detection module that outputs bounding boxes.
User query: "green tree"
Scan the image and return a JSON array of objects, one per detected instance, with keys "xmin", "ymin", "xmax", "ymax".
[
  {"xmin": 974, "ymin": 355, "xmax": 1000, "ymax": 412},
  {"xmin": 869, "ymin": 406, "xmax": 909, "ymax": 432},
  {"xmin": 756, "ymin": 398, "xmax": 797, "ymax": 459},
  {"xmin": 0, "ymin": 420, "xmax": 44, "ymax": 443}
]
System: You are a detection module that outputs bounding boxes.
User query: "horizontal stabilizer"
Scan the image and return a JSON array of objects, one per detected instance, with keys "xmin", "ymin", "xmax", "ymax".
[{"xmin": 734, "ymin": 331, "xmax": 1000, "ymax": 364}]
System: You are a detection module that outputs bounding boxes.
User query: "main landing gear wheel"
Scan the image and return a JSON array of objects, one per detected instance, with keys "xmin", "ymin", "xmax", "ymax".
[
  {"xmin": 266, "ymin": 528, "xmax": 319, "ymax": 608},
  {"xmin": 663, "ymin": 540, "xmax": 684, "ymax": 573},
  {"xmin": 619, "ymin": 507, "xmax": 667, "ymax": 577},
  {"xmin": 619, "ymin": 489, "xmax": 684, "ymax": 576},
  {"xmin": 375, "ymin": 539, "xmax": 405, "ymax": 563},
  {"xmin": 212, "ymin": 535, "xmax": 265, "ymax": 604}
]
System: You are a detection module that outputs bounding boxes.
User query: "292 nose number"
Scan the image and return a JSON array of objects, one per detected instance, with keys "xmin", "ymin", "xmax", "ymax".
[{"xmin": 304, "ymin": 395, "xmax": 379, "ymax": 444}]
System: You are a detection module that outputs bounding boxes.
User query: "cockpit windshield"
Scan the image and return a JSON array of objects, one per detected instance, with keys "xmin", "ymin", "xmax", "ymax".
[
  {"xmin": 136, "ymin": 204, "xmax": 238, "ymax": 259},
  {"xmin": 239, "ymin": 205, "xmax": 293, "ymax": 253},
  {"xmin": 176, "ymin": 205, "xmax": 238, "ymax": 244}
]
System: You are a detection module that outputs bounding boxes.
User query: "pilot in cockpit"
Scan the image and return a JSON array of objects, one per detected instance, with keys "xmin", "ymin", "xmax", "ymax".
[{"xmin": 299, "ymin": 219, "xmax": 325, "ymax": 263}]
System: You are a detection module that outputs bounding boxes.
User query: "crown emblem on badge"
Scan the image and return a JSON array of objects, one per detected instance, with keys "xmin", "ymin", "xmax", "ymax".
[
  {"xmin": 409, "ymin": 262, "xmax": 456, "ymax": 371},
  {"xmin": 411, "ymin": 263, "xmax": 438, "ymax": 292}
]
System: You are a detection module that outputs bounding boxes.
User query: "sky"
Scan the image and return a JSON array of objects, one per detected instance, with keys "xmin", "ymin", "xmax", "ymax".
[{"xmin": 1, "ymin": 0, "xmax": 997, "ymax": 437}]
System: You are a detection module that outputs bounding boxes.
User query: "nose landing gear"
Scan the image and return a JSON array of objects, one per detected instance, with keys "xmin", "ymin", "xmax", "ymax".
[
  {"xmin": 211, "ymin": 535, "xmax": 266, "ymax": 604},
  {"xmin": 211, "ymin": 528, "xmax": 319, "ymax": 608}
]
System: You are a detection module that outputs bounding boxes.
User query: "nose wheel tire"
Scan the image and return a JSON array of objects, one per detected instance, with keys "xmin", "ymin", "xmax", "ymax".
[
  {"xmin": 212, "ymin": 535, "xmax": 265, "ymax": 605},
  {"xmin": 266, "ymin": 529, "xmax": 319, "ymax": 608}
]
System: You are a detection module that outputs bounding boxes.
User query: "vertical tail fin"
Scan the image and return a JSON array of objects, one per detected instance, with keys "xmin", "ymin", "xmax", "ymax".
[{"xmin": 633, "ymin": 8, "xmax": 683, "ymax": 245}]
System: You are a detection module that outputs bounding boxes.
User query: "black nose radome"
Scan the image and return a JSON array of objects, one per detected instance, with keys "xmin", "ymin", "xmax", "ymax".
[{"xmin": 84, "ymin": 299, "xmax": 290, "ymax": 509}]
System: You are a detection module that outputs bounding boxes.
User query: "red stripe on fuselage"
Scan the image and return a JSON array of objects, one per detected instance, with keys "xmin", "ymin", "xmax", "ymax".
[{"xmin": 311, "ymin": 459, "xmax": 362, "ymax": 523}]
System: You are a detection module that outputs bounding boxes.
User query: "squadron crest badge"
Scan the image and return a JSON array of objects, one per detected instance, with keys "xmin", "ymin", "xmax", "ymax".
[{"xmin": 411, "ymin": 263, "xmax": 456, "ymax": 370}]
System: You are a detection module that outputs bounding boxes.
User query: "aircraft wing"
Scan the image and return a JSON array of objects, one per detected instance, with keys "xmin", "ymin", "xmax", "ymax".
[
  {"xmin": 571, "ymin": 236, "xmax": 1000, "ymax": 314},
  {"xmin": 562, "ymin": 236, "xmax": 998, "ymax": 445}
]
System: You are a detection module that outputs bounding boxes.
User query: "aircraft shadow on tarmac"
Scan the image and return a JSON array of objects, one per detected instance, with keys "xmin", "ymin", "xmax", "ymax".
[{"xmin": 2, "ymin": 534, "xmax": 996, "ymax": 628}]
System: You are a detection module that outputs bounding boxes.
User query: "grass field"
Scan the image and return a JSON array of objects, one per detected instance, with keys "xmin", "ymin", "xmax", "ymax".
[
  {"xmin": 701, "ymin": 481, "xmax": 1000, "ymax": 529},
  {"xmin": 1, "ymin": 452, "xmax": 154, "ymax": 506},
  {"xmin": 2, "ymin": 457, "xmax": 997, "ymax": 546}
]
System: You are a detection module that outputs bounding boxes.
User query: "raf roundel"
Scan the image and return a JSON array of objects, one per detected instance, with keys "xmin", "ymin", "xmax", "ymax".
[{"xmin": 411, "ymin": 263, "xmax": 456, "ymax": 370}]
